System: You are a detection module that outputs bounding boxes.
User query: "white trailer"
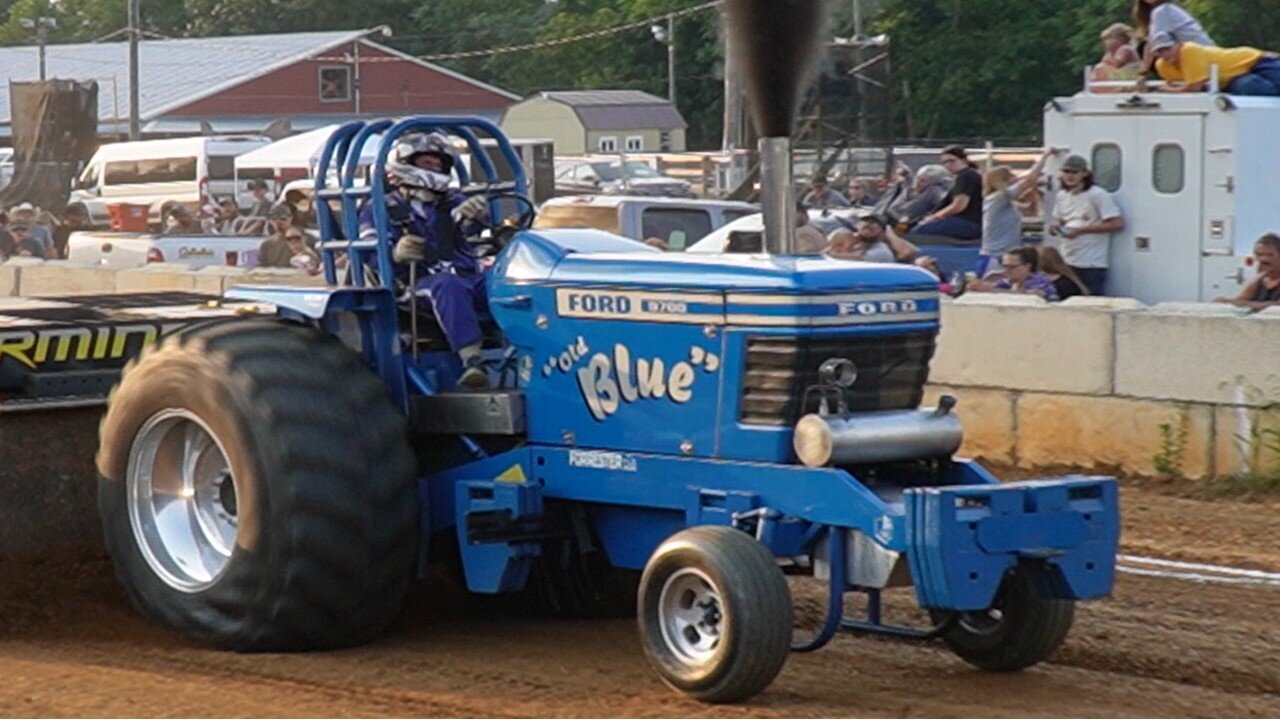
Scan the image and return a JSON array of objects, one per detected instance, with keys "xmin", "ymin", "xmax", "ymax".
[{"xmin": 1043, "ymin": 90, "xmax": 1280, "ymax": 303}]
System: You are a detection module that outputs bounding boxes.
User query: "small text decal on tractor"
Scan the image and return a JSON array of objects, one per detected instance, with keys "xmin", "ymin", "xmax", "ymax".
[
  {"xmin": 837, "ymin": 298, "xmax": 919, "ymax": 317},
  {"xmin": 568, "ymin": 449, "xmax": 638, "ymax": 472},
  {"xmin": 555, "ymin": 288, "xmax": 723, "ymax": 324},
  {"xmin": 546, "ymin": 339, "xmax": 721, "ymax": 421}
]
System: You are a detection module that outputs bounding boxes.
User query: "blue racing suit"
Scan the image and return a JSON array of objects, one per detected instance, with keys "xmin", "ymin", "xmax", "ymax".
[{"xmin": 357, "ymin": 188, "xmax": 487, "ymax": 352}]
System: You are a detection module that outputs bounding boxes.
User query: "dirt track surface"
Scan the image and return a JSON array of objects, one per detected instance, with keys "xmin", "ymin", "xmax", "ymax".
[{"xmin": 1, "ymin": 480, "xmax": 1278, "ymax": 718}]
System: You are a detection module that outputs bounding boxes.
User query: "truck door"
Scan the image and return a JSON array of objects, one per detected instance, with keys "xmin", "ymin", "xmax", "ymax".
[{"xmin": 1125, "ymin": 116, "xmax": 1204, "ymax": 303}]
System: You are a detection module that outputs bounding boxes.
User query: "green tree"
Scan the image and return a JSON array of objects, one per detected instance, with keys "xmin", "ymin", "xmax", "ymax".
[
  {"xmin": 1185, "ymin": 0, "xmax": 1280, "ymax": 48},
  {"xmin": 873, "ymin": 0, "xmax": 1080, "ymax": 142}
]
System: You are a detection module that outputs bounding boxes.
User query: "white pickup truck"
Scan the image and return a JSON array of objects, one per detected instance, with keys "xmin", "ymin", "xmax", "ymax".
[
  {"xmin": 533, "ymin": 195, "xmax": 757, "ymax": 251},
  {"xmin": 67, "ymin": 231, "xmax": 264, "ymax": 268}
]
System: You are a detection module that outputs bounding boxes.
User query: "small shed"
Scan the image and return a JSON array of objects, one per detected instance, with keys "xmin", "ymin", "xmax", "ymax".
[{"xmin": 501, "ymin": 90, "xmax": 686, "ymax": 155}]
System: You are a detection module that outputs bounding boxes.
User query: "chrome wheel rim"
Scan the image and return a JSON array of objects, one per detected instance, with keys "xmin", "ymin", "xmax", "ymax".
[
  {"xmin": 126, "ymin": 409, "xmax": 238, "ymax": 593},
  {"xmin": 658, "ymin": 568, "xmax": 724, "ymax": 664}
]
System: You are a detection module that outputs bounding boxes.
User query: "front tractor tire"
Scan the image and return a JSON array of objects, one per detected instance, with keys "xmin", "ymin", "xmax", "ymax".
[
  {"xmin": 638, "ymin": 526, "xmax": 793, "ymax": 703},
  {"xmin": 97, "ymin": 319, "xmax": 419, "ymax": 651},
  {"xmin": 932, "ymin": 563, "xmax": 1076, "ymax": 672}
]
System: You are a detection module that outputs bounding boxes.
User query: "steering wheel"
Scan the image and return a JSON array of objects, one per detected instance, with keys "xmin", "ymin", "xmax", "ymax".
[{"xmin": 462, "ymin": 191, "xmax": 537, "ymax": 258}]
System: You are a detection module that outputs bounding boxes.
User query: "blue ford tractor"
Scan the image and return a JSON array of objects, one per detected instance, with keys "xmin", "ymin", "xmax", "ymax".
[{"xmin": 93, "ymin": 1, "xmax": 1118, "ymax": 703}]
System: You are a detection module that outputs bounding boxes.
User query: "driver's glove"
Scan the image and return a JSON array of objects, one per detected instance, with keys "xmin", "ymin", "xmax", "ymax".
[
  {"xmin": 392, "ymin": 234, "xmax": 428, "ymax": 264},
  {"xmin": 453, "ymin": 195, "xmax": 490, "ymax": 223}
]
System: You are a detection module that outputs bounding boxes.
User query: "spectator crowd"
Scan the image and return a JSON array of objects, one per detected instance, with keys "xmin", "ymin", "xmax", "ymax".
[{"xmin": 791, "ymin": 0, "xmax": 1279, "ymax": 311}]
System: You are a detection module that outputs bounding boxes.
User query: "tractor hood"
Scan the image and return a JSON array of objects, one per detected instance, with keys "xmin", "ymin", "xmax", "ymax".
[{"xmin": 497, "ymin": 229, "xmax": 939, "ymax": 295}]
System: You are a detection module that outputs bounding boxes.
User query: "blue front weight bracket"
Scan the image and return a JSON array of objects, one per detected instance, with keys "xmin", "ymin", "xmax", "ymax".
[{"xmin": 906, "ymin": 477, "xmax": 1119, "ymax": 611}]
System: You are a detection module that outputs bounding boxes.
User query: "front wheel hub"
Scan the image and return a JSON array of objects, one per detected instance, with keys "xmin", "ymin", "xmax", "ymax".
[{"xmin": 658, "ymin": 568, "xmax": 724, "ymax": 664}]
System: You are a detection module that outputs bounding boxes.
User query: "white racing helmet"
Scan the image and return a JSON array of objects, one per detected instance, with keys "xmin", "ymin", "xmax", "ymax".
[{"xmin": 386, "ymin": 132, "xmax": 455, "ymax": 196}]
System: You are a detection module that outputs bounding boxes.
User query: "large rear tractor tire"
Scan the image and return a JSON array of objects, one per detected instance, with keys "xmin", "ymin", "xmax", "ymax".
[
  {"xmin": 638, "ymin": 526, "xmax": 792, "ymax": 703},
  {"xmin": 97, "ymin": 319, "xmax": 418, "ymax": 651},
  {"xmin": 932, "ymin": 562, "xmax": 1076, "ymax": 671}
]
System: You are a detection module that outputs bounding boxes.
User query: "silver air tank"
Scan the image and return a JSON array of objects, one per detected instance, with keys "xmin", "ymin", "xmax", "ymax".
[{"xmin": 794, "ymin": 396, "xmax": 964, "ymax": 468}]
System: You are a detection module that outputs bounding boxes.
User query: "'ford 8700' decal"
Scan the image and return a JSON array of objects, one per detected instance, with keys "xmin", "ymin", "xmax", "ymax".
[
  {"xmin": 554, "ymin": 288, "xmax": 939, "ymax": 327},
  {"xmin": 555, "ymin": 288, "xmax": 723, "ymax": 324}
]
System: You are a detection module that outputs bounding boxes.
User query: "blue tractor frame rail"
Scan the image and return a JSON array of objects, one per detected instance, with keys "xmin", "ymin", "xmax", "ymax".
[{"xmin": 96, "ymin": 117, "xmax": 1119, "ymax": 704}]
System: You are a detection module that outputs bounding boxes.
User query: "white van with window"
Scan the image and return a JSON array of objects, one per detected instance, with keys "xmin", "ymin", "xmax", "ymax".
[{"xmin": 69, "ymin": 135, "xmax": 271, "ymax": 228}]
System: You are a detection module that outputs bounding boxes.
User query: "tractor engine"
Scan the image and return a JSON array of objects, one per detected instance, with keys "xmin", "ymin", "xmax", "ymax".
[{"xmin": 489, "ymin": 229, "xmax": 954, "ymax": 466}]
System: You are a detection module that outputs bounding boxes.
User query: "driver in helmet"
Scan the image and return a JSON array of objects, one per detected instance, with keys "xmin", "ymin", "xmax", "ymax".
[{"xmin": 357, "ymin": 132, "xmax": 492, "ymax": 388}]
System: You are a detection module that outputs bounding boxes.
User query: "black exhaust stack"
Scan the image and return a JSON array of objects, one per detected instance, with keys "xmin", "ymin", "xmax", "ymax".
[{"xmin": 725, "ymin": 0, "xmax": 825, "ymax": 254}]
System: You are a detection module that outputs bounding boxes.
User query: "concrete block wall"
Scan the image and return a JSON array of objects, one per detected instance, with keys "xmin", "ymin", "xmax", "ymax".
[
  {"xmin": 1, "ymin": 259, "xmax": 1275, "ymax": 480},
  {"xmin": 928, "ymin": 295, "xmax": 1280, "ymax": 479},
  {"xmin": 0, "ymin": 259, "xmax": 325, "ymax": 297}
]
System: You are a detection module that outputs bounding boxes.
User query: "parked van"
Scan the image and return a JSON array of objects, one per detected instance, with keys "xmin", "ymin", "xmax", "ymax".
[
  {"xmin": 69, "ymin": 135, "xmax": 271, "ymax": 228},
  {"xmin": 533, "ymin": 195, "xmax": 757, "ymax": 250}
]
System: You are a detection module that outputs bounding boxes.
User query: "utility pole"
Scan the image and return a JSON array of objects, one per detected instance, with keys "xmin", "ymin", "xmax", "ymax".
[
  {"xmin": 851, "ymin": 0, "xmax": 868, "ymax": 149},
  {"xmin": 20, "ymin": 17, "xmax": 57, "ymax": 81},
  {"xmin": 720, "ymin": 5, "xmax": 747, "ymax": 195},
  {"xmin": 666, "ymin": 14, "xmax": 676, "ymax": 105},
  {"xmin": 352, "ymin": 40, "xmax": 362, "ymax": 115},
  {"xmin": 128, "ymin": 0, "xmax": 140, "ymax": 140},
  {"xmin": 651, "ymin": 15, "xmax": 676, "ymax": 105}
]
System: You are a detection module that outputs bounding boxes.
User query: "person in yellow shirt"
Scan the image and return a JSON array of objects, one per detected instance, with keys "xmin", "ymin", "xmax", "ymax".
[{"xmin": 1151, "ymin": 31, "xmax": 1280, "ymax": 96}]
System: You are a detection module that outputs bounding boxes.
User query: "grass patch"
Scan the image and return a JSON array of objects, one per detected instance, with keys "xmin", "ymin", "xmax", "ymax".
[{"xmin": 1198, "ymin": 472, "xmax": 1280, "ymax": 499}]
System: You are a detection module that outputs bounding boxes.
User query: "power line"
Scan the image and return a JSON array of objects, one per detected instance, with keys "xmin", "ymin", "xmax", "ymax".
[{"xmin": 315, "ymin": 1, "xmax": 724, "ymax": 63}]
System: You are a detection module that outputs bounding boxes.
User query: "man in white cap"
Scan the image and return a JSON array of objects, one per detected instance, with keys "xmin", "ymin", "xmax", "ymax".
[
  {"xmin": 10, "ymin": 203, "xmax": 53, "ymax": 256},
  {"xmin": 1151, "ymin": 31, "xmax": 1280, "ymax": 96}
]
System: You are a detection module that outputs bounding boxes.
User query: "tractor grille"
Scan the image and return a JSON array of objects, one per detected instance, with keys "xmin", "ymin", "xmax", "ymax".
[{"xmin": 739, "ymin": 332, "xmax": 936, "ymax": 426}]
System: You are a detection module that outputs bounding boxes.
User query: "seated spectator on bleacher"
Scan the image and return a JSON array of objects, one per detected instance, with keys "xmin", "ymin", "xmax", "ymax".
[
  {"xmin": 213, "ymin": 198, "xmax": 241, "ymax": 234},
  {"xmin": 162, "ymin": 205, "xmax": 201, "ymax": 235},
  {"xmin": 281, "ymin": 188, "xmax": 313, "ymax": 229},
  {"xmin": 802, "ymin": 175, "xmax": 851, "ymax": 209},
  {"xmin": 794, "ymin": 200, "xmax": 828, "ymax": 254},
  {"xmin": 284, "ymin": 228, "xmax": 322, "ymax": 275},
  {"xmin": 256, "ymin": 205, "xmax": 299, "ymax": 268},
  {"xmin": 846, "ymin": 179, "xmax": 877, "ymax": 208},
  {"xmin": 243, "ymin": 179, "xmax": 273, "ymax": 235},
  {"xmin": 909, "ymin": 146, "xmax": 982, "ymax": 241},
  {"xmin": 1, "ymin": 222, "xmax": 47, "ymax": 259},
  {"xmin": 1037, "ymin": 245, "xmax": 1089, "ymax": 301},
  {"xmin": 827, "ymin": 215, "xmax": 917, "ymax": 264},
  {"xmin": 1151, "ymin": 32, "xmax": 1280, "ymax": 96},
  {"xmin": 1215, "ymin": 233, "xmax": 1280, "ymax": 311},
  {"xmin": 198, "ymin": 200, "xmax": 220, "ymax": 234},
  {"xmin": 968, "ymin": 246, "xmax": 1059, "ymax": 301},
  {"xmin": 881, "ymin": 165, "xmax": 949, "ymax": 230},
  {"xmin": 1092, "ymin": 23, "xmax": 1143, "ymax": 83}
]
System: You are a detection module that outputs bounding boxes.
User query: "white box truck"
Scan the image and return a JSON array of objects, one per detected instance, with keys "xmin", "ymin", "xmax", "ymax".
[{"xmin": 1044, "ymin": 88, "xmax": 1280, "ymax": 303}]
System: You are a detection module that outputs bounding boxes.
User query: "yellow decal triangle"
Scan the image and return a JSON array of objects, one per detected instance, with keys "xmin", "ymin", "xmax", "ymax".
[{"xmin": 495, "ymin": 464, "xmax": 527, "ymax": 483}]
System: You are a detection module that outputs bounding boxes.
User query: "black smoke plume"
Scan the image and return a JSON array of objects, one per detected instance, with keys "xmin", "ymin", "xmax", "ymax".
[{"xmin": 725, "ymin": 0, "xmax": 826, "ymax": 138}]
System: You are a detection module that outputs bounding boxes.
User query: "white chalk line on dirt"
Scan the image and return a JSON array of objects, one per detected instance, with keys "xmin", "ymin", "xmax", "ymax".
[
  {"xmin": 1119, "ymin": 554, "xmax": 1280, "ymax": 581},
  {"xmin": 1116, "ymin": 565, "xmax": 1280, "ymax": 587}
]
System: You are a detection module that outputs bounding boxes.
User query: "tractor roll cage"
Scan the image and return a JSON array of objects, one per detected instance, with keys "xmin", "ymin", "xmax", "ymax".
[{"xmin": 311, "ymin": 117, "xmax": 529, "ymax": 289}]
